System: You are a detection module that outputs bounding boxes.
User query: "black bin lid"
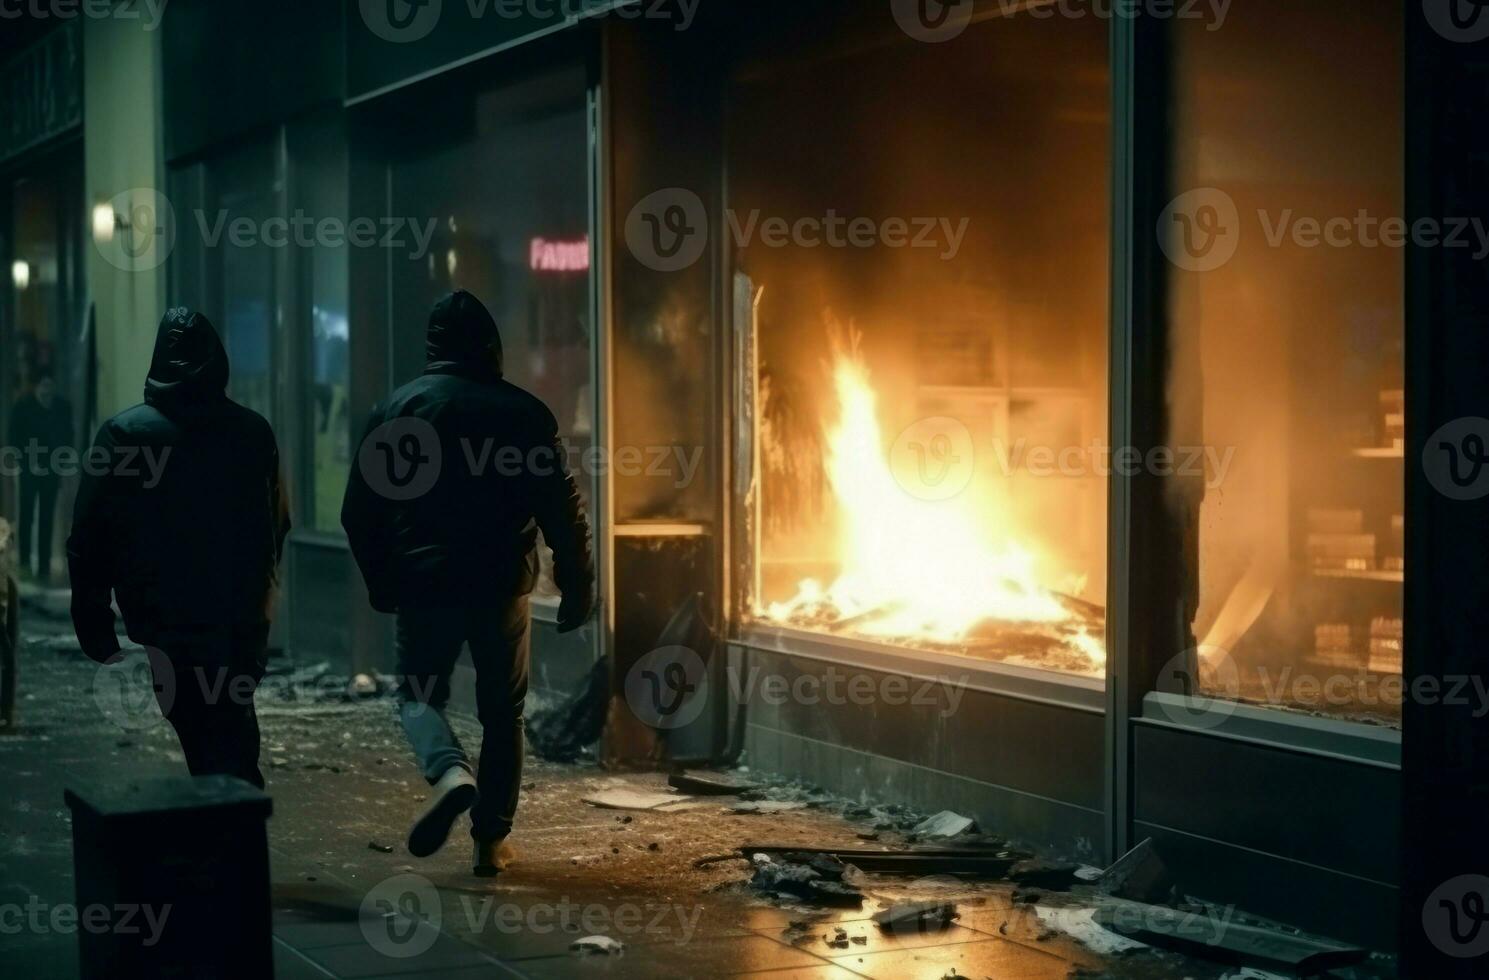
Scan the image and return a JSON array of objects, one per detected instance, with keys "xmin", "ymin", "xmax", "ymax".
[{"xmin": 64, "ymin": 775, "xmax": 272, "ymax": 823}]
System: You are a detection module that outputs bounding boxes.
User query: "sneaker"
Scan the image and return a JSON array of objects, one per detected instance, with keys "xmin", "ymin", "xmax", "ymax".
[
  {"xmin": 472, "ymin": 838, "xmax": 517, "ymax": 877},
  {"xmin": 407, "ymin": 766, "xmax": 478, "ymax": 858}
]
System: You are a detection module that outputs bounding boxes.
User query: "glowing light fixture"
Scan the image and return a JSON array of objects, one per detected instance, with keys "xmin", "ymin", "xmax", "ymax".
[
  {"xmin": 11, "ymin": 260, "xmax": 30, "ymax": 291},
  {"xmin": 92, "ymin": 201, "xmax": 117, "ymax": 244}
]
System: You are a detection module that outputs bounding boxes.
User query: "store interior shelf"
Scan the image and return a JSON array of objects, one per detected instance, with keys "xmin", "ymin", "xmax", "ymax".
[{"xmin": 1312, "ymin": 568, "xmax": 1404, "ymax": 583}]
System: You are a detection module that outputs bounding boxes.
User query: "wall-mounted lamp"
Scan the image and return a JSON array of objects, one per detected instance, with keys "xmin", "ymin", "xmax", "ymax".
[
  {"xmin": 11, "ymin": 259, "xmax": 30, "ymax": 291},
  {"xmin": 92, "ymin": 201, "xmax": 119, "ymax": 244}
]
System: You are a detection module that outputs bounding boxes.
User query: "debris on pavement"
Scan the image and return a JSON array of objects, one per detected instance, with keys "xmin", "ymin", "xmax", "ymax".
[
  {"xmin": 872, "ymin": 900, "xmax": 960, "ymax": 933},
  {"xmin": 910, "ymin": 809, "xmax": 977, "ymax": 838},
  {"xmin": 749, "ymin": 852, "xmax": 864, "ymax": 907},
  {"xmin": 704, "ymin": 843, "xmax": 1017, "ymax": 877},
  {"xmin": 582, "ymin": 788, "xmax": 692, "ymax": 811},
  {"xmin": 528, "ymin": 657, "xmax": 611, "ymax": 763},
  {"xmin": 1008, "ymin": 857, "xmax": 1084, "ymax": 891},
  {"xmin": 1092, "ymin": 902, "xmax": 1369, "ymax": 973},
  {"xmin": 367, "ymin": 840, "xmax": 394, "ymax": 853},
  {"xmin": 1034, "ymin": 905, "xmax": 1147, "ymax": 956},
  {"xmin": 1096, "ymin": 837, "xmax": 1175, "ymax": 904},
  {"xmin": 570, "ymin": 935, "xmax": 625, "ymax": 956},
  {"xmin": 730, "ymin": 800, "xmax": 807, "ymax": 814},
  {"xmin": 667, "ymin": 770, "xmax": 761, "ymax": 795}
]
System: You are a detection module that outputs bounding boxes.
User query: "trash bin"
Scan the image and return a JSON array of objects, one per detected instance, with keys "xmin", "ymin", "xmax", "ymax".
[{"xmin": 63, "ymin": 775, "xmax": 273, "ymax": 980}]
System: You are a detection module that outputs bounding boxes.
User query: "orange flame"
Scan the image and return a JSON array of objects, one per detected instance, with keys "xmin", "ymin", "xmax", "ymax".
[{"xmin": 762, "ymin": 337, "xmax": 1104, "ymax": 668}]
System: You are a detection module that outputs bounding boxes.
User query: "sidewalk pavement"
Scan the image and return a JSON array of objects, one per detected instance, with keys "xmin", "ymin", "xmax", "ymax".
[{"xmin": 1, "ymin": 598, "xmax": 1388, "ymax": 979}]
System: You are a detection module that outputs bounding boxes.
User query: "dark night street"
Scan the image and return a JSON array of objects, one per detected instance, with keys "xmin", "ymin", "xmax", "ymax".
[
  {"xmin": 1, "ymin": 586, "xmax": 1395, "ymax": 980},
  {"xmin": 3, "ymin": 2, "xmax": 1488, "ymax": 977}
]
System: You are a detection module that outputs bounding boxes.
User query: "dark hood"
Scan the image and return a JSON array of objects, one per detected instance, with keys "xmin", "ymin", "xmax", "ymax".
[
  {"xmin": 425, "ymin": 290, "xmax": 503, "ymax": 379},
  {"xmin": 143, "ymin": 307, "xmax": 230, "ymax": 412}
]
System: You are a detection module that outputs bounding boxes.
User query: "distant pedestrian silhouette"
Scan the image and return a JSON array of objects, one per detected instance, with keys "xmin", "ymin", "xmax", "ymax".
[{"xmin": 9, "ymin": 371, "xmax": 73, "ymax": 583}]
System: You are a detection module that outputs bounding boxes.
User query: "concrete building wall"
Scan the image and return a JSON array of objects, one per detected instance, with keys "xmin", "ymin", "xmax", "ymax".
[{"xmin": 83, "ymin": 8, "xmax": 165, "ymax": 421}]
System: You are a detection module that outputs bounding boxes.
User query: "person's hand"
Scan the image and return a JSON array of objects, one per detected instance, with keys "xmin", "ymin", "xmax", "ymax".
[{"xmin": 556, "ymin": 589, "xmax": 594, "ymax": 634}]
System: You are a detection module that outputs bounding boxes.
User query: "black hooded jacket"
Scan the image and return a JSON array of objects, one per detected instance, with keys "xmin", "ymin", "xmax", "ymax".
[
  {"xmin": 341, "ymin": 290, "xmax": 593, "ymax": 612},
  {"xmin": 67, "ymin": 309, "xmax": 291, "ymax": 661}
]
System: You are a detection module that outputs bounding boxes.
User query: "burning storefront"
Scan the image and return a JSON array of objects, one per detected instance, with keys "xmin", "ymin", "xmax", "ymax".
[
  {"xmin": 728, "ymin": 9, "xmax": 1110, "ymax": 679},
  {"xmin": 139, "ymin": 0, "xmax": 1454, "ymax": 958}
]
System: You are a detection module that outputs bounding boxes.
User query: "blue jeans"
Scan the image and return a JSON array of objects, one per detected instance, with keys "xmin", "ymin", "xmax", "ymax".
[{"xmin": 394, "ymin": 597, "xmax": 530, "ymax": 840}]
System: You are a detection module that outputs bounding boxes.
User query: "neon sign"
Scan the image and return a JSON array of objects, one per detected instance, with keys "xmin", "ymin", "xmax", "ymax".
[{"xmin": 529, "ymin": 236, "xmax": 589, "ymax": 273}]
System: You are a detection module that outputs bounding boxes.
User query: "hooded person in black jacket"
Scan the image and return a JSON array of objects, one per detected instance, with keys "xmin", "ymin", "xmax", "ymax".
[
  {"xmin": 68, "ymin": 308, "xmax": 290, "ymax": 788},
  {"xmin": 342, "ymin": 289, "xmax": 594, "ymax": 875}
]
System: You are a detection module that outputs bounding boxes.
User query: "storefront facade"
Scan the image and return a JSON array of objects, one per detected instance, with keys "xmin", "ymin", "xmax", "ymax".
[
  {"xmin": 93, "ymin": 1, "xmax": 1486, "ymax": 965},
  {"xmin": 0, "ymin": 22, "xmax": 87, "ymax": 579}
]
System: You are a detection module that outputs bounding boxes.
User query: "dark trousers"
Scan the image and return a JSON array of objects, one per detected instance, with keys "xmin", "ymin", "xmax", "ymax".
[
  {"xmin": 150, "ymin": 626, "xmax": 270, "ymax": 789},
  {"xmin": 18, "ymin": 473, "xmax": 59, "ymax": 579},
  {"xmin": 395, "ymin": 597, "xmax": 530, "ymax": 841}
]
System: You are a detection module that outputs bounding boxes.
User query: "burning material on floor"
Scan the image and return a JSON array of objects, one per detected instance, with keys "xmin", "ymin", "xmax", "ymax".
[{"xmin": 753, "ymin": 326, "xmax": 1107, "ymax": 675}]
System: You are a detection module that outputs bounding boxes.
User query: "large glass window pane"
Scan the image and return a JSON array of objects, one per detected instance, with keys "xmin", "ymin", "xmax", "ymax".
[
  {"xmin": 212, "ymin": 142, "xmax": 278, "ymax": 421},
  {"xmin": 385, "ymin": 65, "xmax": 592, "ymax": 598},
  {"xmin": 290, "ymin": 119, "xmax": 352, "ymax": 532},
  {"xmin": 734, "ymin": 8, "xmax": 1109, "ymax": 675},
  {"xmin": 1167, "ymin": 0, "xmax": 1404, "ymax": 726}
]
